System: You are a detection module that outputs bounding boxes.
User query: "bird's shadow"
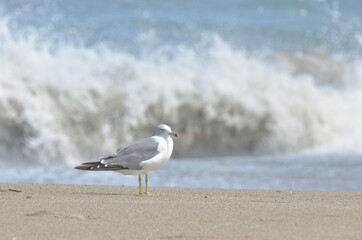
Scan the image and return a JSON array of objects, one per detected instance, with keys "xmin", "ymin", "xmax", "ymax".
[{"xmin": 72, "ymin": 190, "xmax": 151, "ymax": 197}]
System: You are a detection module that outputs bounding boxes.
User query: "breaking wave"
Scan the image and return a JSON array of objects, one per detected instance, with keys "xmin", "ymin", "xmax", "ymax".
[{"xmin": 1, "ymin": 18, "xmax": 362, "ymax": 167}]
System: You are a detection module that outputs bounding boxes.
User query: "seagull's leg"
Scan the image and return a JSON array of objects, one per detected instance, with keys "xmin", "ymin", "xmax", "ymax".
[
  {"xmin": 145, "ymin": 174, "xmax": 151, "ymax": 195},
  {"xmin": 138, "ymin": 175, "xmax": 142, "ymax": 195}
]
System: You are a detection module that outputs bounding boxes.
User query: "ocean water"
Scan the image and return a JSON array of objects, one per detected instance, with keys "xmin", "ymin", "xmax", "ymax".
[{"xmin": 0, "ymin": 0, "xmax": 361, "ymax": 190}]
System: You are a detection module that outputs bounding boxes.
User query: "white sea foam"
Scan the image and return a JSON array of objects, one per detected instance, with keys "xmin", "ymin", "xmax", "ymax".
[{"xmin": 1, "ymin": 18, "xmax": 362, "ymax": 167}]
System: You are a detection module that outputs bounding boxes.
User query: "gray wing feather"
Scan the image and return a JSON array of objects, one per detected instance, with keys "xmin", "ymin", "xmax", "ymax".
[{"xmin": 101, "ymin": 137, "xmax": 160, "ymax": 170}]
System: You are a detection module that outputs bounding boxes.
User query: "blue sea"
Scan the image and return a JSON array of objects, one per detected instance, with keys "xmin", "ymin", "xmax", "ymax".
[{"xmin": 0, "ymin": 0, "xmax": 361, "ymax": 191}]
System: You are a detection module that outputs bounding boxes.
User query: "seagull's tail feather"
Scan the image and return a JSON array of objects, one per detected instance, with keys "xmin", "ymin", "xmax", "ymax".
[{"xmin": 74, "ymin": 161, "xmax": 127, "ymax": 171}]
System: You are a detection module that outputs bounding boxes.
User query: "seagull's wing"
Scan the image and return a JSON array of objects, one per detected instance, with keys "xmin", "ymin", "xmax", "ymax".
[{"xmin": 101, "ymin": 137, "xmax": 161, "ymax": 170}]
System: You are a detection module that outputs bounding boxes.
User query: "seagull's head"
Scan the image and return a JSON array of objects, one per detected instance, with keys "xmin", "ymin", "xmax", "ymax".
[{"xmin": 153, "ymin": 124, "xmax": 178, "ymax": 138}]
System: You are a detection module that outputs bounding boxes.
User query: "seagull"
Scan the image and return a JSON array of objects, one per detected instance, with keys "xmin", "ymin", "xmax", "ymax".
[{"xmin": 75, "ymin": 124, "xmax": 178, "ymax": 195}]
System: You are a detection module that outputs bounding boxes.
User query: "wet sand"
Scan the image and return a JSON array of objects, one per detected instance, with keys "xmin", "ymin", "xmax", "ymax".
[{"xmin": 0, "ymin": 183, "xmax": 361, "ymax": 240}]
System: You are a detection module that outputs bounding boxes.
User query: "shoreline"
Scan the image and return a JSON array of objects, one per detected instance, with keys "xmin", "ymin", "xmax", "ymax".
[{"xmin": 1, "ymin": 183, "xmax": 361, "ymax": 240}]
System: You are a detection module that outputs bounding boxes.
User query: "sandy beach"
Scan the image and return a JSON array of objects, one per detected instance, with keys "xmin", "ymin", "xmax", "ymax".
[{"xmin": 0, "ymin": 183, "xmax": 361, "ymax": 240}]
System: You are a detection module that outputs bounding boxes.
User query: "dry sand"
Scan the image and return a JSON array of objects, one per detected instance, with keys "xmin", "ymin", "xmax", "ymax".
[{"xmin": 0, "ymin": 183, "xmax": 361, "ymax": 240}]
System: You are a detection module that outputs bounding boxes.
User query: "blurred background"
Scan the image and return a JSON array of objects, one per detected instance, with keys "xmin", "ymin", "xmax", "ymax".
[{"xmin": 1, "ymin": 0, "xmax": 361, "ymax": 190}]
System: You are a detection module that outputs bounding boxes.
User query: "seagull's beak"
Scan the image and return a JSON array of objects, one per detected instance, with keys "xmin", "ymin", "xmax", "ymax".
[{"xmin": 170, "ymin": 131, "xmax": 179, "ymax": 138}]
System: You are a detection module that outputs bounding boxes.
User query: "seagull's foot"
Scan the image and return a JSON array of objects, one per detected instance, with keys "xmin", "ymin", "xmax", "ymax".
[
  {"xmin": 144, "ymin": 174, "xmax": 151, "ymax": 196},
  {"xmin": 138, "ymin": 175, "xmax": 142, "ymax": 196}
]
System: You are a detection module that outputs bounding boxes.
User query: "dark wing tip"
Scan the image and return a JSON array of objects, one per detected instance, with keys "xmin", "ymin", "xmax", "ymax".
[
  {"xmin": 74, "ymin": 161, "xmax": 128, "ymax": 171},
  {"xmin": 74, "ymin": 161, "xmax": 101, "ymax": 170},
  {"xmin": 100, "ymin": 154, "xmax": 117, "ymax": 161},
  {"xmin": 74, "ymin": 165, "xmax": 91, "ymax": 170},
  {"xmin": 81, "ymin": 161, "xmax": 101, "ymax": 166}
]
